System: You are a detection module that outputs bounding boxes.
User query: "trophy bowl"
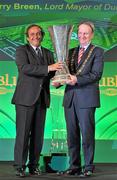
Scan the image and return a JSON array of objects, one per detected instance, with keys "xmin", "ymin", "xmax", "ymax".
[{"xmin": 48, "ymin": 25, "xmax": 73, "ymax": 83}]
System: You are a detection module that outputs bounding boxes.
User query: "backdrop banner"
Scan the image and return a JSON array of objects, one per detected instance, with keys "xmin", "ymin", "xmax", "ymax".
[{"xmin": 0, "ymin": 0, "xmax": 117, "ymax": 162}]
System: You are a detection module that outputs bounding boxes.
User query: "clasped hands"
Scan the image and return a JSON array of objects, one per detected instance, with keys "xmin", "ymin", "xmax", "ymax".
[
  {"xmin": 52, "ymin": 74, "xmax": 77, "ymax": 87},
  {"xmin": 48, "ymin": 62, "xmax": 77, "ymax": 87}
]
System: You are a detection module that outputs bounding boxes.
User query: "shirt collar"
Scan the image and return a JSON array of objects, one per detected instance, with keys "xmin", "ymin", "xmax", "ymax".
[
  {"xmin": 80, "ymin": 42, "xmax": 90, "ymax": 51},
  {"xmin": 30, "ymin": 44, "xmax": 41, "ymax": 51}
]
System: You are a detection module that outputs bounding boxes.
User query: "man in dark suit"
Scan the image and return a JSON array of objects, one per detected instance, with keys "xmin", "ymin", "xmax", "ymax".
[
  {"xmin": 53, "ymin": 21, "xmax": 104, "ymax": 177},
  {"xmin": 11, "ymin": 24, "xmax": 63, "ymax": 177}
]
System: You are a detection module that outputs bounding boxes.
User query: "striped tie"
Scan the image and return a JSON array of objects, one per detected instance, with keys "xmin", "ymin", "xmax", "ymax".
[{"xmin": 78, "ymin": 47, "xmax": 84, "ymax": 63}]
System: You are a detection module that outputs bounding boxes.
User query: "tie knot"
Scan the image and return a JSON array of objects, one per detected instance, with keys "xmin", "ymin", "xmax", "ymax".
[
  {"xmin": 80, "ymin": 47, "xmax": 84, "ymax": 52},
  {"xmin": 36, "ymin": 47, "xmax": 40, "ymax": 52},
  {"xmin": 36, "ymin": 47, "xmax": 42, "ymax": 56}
]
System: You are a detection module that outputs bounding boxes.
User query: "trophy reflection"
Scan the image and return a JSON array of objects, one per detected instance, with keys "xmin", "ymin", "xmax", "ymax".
[{"xmin": 48, "ymin": 25, "xmax": 73, "ymax": 83}]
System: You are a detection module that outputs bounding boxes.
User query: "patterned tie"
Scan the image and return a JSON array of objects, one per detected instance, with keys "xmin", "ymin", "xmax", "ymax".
[
  {"xmin": 78, "ymin": 47, "xmax": 84, "ymax": 63},
  {"xmin": 36, "ymin": 47, "xmax": 42, "ymax": 59}
]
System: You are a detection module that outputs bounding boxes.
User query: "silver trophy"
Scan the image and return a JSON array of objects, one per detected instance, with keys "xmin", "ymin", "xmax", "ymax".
[{"xmin": 48, "ymin": 25, "xmax": 73, "ymax": 83}]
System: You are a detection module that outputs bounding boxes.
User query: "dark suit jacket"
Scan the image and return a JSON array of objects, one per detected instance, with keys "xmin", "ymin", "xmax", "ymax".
[
  {"xmin": 63, "ymin": 44, "xmax": 104, "ymax": 108},
  {"xmin": 12, "ymin": 44, "xmax": 55, "ymax": 107},
  {"xmin": 104, "ymin": 46, "xmax": 117, "ymax": 61}
]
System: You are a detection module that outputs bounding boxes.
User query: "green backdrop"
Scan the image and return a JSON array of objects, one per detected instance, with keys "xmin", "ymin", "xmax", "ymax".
[{"xmin": 0, "ymin": 0, "xmax": 117, "ymax": 163}]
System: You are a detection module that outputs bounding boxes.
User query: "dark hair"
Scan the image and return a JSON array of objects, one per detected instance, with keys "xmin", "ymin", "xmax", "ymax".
[
  {"xmin": 78, "ymin": 21, "xmax": 95, "ymax": 32},
  {"xmin": 25, "ymin": 24, "xmax": 45, "ymax": 39}
]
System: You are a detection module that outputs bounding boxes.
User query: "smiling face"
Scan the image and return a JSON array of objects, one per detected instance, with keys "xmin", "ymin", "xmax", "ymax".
[
  {"xmin": 78, "ymin": 23, "xmax": 94, "ymax": 47},
  {"xmin": 27, "ymin": 26, "xmax": 43, "ymax": 47}
]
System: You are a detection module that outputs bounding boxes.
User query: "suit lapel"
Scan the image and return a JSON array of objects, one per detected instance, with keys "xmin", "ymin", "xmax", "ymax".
[
  {"xmin": 27, "ymin": 45, "xmax": 48, "ymax": 65},
  {"xmin": 78, "ymin": 44, "xmax": 93, "ymax": 66},
  {"xmin": 27, "ymin": 44, "xmax": 39, "ymax": 63},
  {"xmin": 41, "ymin": 48, "xmax": 48, "ymax": 65},
  {"xmin": 75, "ymin": 47, "xmax": 79, "ymax": 67}
]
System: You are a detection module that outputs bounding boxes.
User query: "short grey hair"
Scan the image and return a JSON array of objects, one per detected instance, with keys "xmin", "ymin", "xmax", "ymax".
[{"xmin": 78, "ymin": 21, "xmax": 95, "ymax": 32}]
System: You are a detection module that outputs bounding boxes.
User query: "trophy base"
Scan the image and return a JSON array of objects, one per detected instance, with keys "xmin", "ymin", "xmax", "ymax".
[{"xmin": 52, "ymin": 74, "xmax": 71, "ymax": 84}]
